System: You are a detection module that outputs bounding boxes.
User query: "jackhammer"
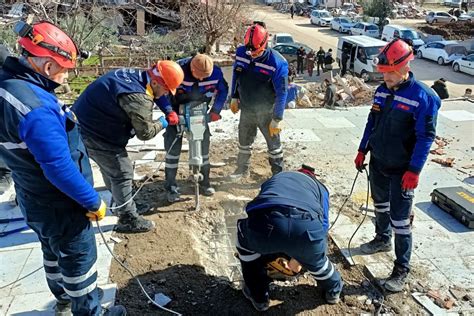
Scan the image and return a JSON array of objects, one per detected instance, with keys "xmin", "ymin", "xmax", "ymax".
[{"xmin": 177, "ymin": 101, "xmax": 208, "ymax": 211}]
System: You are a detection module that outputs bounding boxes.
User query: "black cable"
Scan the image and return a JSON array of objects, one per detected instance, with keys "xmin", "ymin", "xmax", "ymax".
[
  {"xmin": 328, "ymin": 169, "xmax": 362, "ymax": 231},
  {"xmin": 96, "ymin": 220, "xmax": 181, "ymax": 315}
]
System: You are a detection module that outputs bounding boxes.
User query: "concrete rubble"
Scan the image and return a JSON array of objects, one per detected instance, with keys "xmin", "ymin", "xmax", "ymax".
[{"xmin": 293, "ymin": 74, "xmax": 375, "ymax": 108}]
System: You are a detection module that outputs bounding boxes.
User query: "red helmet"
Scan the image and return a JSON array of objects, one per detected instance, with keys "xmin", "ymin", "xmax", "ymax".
[
  {"xmin": 375, "ymin": 39, "xmax": 414, "ymax": 73},
  {"xmin": 17, "ymin": 21, "xmax": 79, "ymax": 69},
  {"xmin": 244, "ymin": 23, "xmax": 268, "ymax": 55}
]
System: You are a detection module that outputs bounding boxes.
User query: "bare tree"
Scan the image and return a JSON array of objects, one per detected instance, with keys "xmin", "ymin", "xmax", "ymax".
[{"xmin": 180, "ymin": 0, "xmax": 249, "ymax": 54}]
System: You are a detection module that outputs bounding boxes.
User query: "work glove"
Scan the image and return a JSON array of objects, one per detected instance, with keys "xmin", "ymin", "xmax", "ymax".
[
  {"xmin": 401, "ymin": 171, "xmax": 419, "ymax": 190},
  {"xmin": 209, "ymin": 112, "xmax": 221, "ymax": 122},
  {"xmin": 354, "ymin": 151, "xmax": 366, "ymax": 171},
  {"xmin": 156, "ymin": 116, "xmax": 168, "ymax": 129},
  {"xmin": 268, "ymin": 119, "xmax": 281, "ymax": 137},
  {"xmin": 230, "ymin": 98, "xmax": 240, "ymax": 114},
  {"xmin": 166, "ymin": 111, "xmax": 179, "ymax": 125},
  {"xmin": 86, "ymin": 200, "xmax": 107, "ymax": 221}
]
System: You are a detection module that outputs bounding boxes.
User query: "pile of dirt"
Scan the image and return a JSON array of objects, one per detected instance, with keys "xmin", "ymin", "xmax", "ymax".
[{"xmin": 418, "ymin": 22, "xmax": 474, "ymax": 41}]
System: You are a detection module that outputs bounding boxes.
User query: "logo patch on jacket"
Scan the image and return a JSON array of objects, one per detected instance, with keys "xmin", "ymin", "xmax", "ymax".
[
  {"xmin": 259, "ymin": 69, "xmax": 270, "ymax": 75},
  {"xmin": 396, "ymin": 103, "xmax": 410, "ymax": 111},
  {"xmin": 235, "ymin": 66, "xmax": 243, "ymax": 72}
]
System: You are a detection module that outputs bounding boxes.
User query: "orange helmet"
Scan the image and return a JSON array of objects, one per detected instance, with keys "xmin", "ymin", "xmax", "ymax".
[
  {"xmin": 149, "ymin": 60, "xmax": 184, "ymax": 95},
  {"xmin": 375, "ymin": 39, "xmax": 414, "ymax": 73},
  {"xmin": 244, "ymin": 23, "xmax": 268, "ymax": 56},
  {"xmin": 16, "ymin": 21, "xmax": 79, "ymax": 69}
]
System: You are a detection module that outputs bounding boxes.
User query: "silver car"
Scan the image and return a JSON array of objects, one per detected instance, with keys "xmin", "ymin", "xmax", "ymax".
[{"xmin": 425, "ymin": 11, "xmax": 457, "ymax": 24}]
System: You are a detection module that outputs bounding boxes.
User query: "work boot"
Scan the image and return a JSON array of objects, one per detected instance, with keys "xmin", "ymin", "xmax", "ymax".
[
  {"xmin": 384, "ymin": 266, "xmax": 408, "ymax": 292},
  {"xmin": 360, "ymin": 236, "xmax": 392, "ymax": 254},
  {"xmin": 325, "ymin": 291, "xmax": 341, "ymax": 304},
  {"xmin": 115, "ymin": 215, "xmax": 155, "ymax": 233},
  {"xmin": 167, "ymin": 186, "xmax": 180, "ymax": 203},
  {"xmin": 242, "ymin": 285, "xmax": 270, "ymax": 312},
  {"xmin": 102, "ymin": 305, "xmax": 127, "ymax": 316},
  {"xmin": 54, "ymin": 299, "xmax": 71, "ymax": 316},
  {"xmin": 202, "ymin": 187, "xmax": 215, "ymax": 196},
  {"xmin": 229, "ymin": 166, "xmax": 249, "ymax": 181},
  {"xmin": 55, "ymin": 288, "xmax": 105, "ymax": 316},
  {"xmin": 0, "ymin": 174, "xmax": 12, "ymax": 195}
]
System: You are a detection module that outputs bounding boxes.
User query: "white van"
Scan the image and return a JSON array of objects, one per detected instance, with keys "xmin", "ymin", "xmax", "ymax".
[
  {"xmin": 336, "ymin": 35, "xmax": 387, "ymax": 81},
  {"xmin": 381, "ymin": 25, "xmax": 425, "ymax": 51}
]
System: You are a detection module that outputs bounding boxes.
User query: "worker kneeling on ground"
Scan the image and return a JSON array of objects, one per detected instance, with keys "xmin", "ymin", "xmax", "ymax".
[
  {"xmin": 355, "ymin": 39, "xmax": 441, "ymax": 292},
  {"xmin": 230, "ymin": 22, "xmax": 288, "ymax": 179},
  {"xmin": 236, "ymin": 165, "xmax": 343, "ymax": 312},
  {"xmin": 0, "ymin": 21, "xmax": 125, "ymax": 315},
  {"xmin": 165, "ymin": 53, "xmax": 228, "ymax": 203},
  {"xmin": 73, "ymin": 60, "xmax": 184, "ymax": 233}
]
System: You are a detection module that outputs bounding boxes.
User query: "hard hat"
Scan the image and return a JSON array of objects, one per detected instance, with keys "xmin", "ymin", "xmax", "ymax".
[
  {"xmin": 16, "ymin": 21, "xmax": 79, "ymax": 69},
  {"xmin": 190, "ymin": 54, "xmax": 213, "ymax": 79},
  {"xmin": 150, "ymin": 60, "xmax": 184, "ymax": 95},
  {"xmin": 374, "ymin": 39, "xmax": 414, "ymax": 73},
  {"xmin": 298, "ymin": 164, "xmax": 317, "ymax": 179},
  {"xmin": 244, "ymin": 23, "xmax": 268, "ymax": 55}
]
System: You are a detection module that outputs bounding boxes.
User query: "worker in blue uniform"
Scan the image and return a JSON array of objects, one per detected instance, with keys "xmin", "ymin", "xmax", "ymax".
[
  {"xmin": 164, "ymin": 54, "xmax": 228, "ymax": 203},
  {"xmin": 355, "ymin": 39, "xmax": 441, "ymax": 292},
  {"xmin": 0, "ymin": 21, "xmax": 125, "ymax": 315},
  {"xmin": 73, "ymin": 61, "xmax": 184, "ymax": 232},
  {"xmin": 229, "ymin": 22, "xmax": 289, "ymax": 179},
  {"xmin": 236, "ymin": 165, "xmax": 343, "ymax": 312}
]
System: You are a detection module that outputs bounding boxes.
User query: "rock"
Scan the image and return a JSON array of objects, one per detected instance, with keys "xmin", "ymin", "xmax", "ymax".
[
  {"xmin": 365, "ymin": 298, "xmax": 372, "ymax": 305},
  {"xmin": 357, "ymin": 295, "xmax": 368, "ymax": 302},
  {"xmin": 187, "ymin": 290, "xmax": 194, "ymax": 294},
  {"xmin": 205, "ymin": 290, "xmax": 211, "ymax": 294}
]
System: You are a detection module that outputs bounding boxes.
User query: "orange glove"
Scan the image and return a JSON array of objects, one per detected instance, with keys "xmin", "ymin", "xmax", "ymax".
[
  {"xmin": 86, "ymin": 200, "xmax": 106, "ymax": 221},
  {"xmin": 269, "ymin": 119, "xmax": 281, "ymax": 137},
  {"xmin": 230, "ymin": 98, "xmax": 240, "ymax": 114}
]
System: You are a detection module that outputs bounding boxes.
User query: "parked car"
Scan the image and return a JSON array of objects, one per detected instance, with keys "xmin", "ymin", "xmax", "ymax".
[
  {"xmin": 452, "ymin": 53, "xmax": 474, "ymax": 75},
  {"xmin": 443, "ymin": 0, "xmax": 453, "ymax": 5},
  {"xmin": 417, "ymin": 41, "xmax": 467, "ymax": 65},
  {"xmin": 350, "ymin": 22, "xmax": 380, "ymax": 38},
  {"xmin": 381, "ymin": 25, "xmax": 425, "ymax": 51},
  {"xmin": 448, "ymin": 0, "xmax": 461, "ymax": 7},
  {"xmin": 310, "ymin": 10, "xmax": 333, "ymax": 26},
  {"xmin": 271, "ymin": 33, "xmax": 295, "ymax": 47},
  {"xmin": 331, "ymin": 17, "xmax": 354, "ymax": 33},
  {"xmin": 458, "ymin": 11, "xmax": 474, "ymax": 21},
  {"xmin": 273, "ymin": 43, "xmax": 312, "ymax": 67},
  {"xmin": 425, "ymin": 11, "xmax": 457, "ymax": 24}
]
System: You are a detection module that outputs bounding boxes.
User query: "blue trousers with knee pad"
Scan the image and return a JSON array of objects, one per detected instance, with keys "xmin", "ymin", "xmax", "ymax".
[{"xmin": 236, "ymin": 206, "xmax": 343, "ymax": 303}]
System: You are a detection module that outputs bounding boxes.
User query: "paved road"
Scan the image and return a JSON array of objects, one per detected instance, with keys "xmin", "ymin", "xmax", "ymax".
[{"xmin": 250, "ymin": 5, "xmax": 473, "ymax": 97}]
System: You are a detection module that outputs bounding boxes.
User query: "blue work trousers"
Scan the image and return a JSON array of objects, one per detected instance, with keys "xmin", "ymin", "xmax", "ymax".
[
  {"xmin": 163, "ymin": 125, "xmax": 211, "ymax": 190},
  {"xmin": 17, "ymin": 191, "xmax": 100, "ymax": 315},
  {"xmin": 237, "ymin": 110, "xmax": 284, "ymax": 175},
  {"xmin": 370, "ymin": 159, "xmax": 413, "ymax": 271},
  {"xmin": 236, "ymin": 207, "xmax": 343, "ymax": 303}
]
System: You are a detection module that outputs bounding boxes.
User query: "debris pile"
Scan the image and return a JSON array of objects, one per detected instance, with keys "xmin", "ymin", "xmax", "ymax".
[
  {"xmin": 430, "ymin": 136, "xmax": 456, "ymax": 167},
  {"xmin": 295, "ymin": 75, "xmax": 375, "ymax": 108},
  {"xmin": 391, "ymin": 3, "xmax": 426, "ymax": 19},
  {"xmin": 418, "ymin": 22, "xmax": 474, "ymax": 41}
]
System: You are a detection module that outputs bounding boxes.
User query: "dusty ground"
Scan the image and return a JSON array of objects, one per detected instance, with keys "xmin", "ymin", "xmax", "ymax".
[
  {"xmin": 109, "ymin": 140, "xmax": 426, "ymax": 315},
  {"xmin": 417, "ymin": 22, "xmax": 474, "ymax": 41}
]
